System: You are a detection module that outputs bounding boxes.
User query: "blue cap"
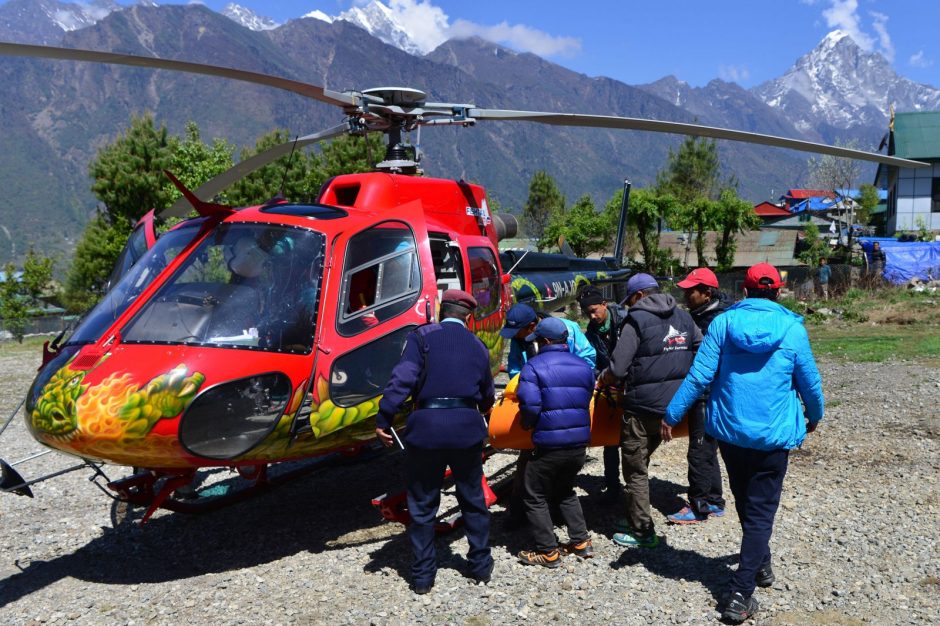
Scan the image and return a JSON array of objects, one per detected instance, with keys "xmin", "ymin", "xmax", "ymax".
[
  {"xmin": 500, "ymin": 303, "xmax": 537, "ymax": 338},
  {"xmin": 625, "ymin": 273, "xmax": 658, "ymax": 298},
  {"xmin": 525, "ymin": 316, "xmax": 569, "ymax": 343}
]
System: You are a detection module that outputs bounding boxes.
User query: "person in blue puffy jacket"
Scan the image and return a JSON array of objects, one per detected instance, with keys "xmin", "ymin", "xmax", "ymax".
[
  {"xmin": 662, "ymin": 263, "xmax": 824, "ymax": 625},
  {"xmin": 515, "ymin": 316, "xmax": 595, "ymax": 568}
]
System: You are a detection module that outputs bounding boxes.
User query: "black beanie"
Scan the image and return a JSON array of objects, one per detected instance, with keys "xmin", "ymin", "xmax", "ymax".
[{"xmin": 577, "ymin": 287, "xmax": 604, "ymax": 308}]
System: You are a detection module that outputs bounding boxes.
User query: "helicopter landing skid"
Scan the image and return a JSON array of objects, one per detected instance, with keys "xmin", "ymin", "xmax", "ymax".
[
  {"xmin": 108, "ymin": 443, "xmax": 385, "ymax": 525},
  {"xmin": 370, "ymin": 446, "xmax": 510, "ymax": 534}
]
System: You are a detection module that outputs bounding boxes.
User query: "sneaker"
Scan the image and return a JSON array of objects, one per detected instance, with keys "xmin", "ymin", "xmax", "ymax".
[
  {"xmin": 562, "ymin": 539, "xmax": 594, "ymax": 559},
  {"xmin": 722, "ymin": 592, "xmax": 759, "ymax": 624},
  {"xmin": 612, "ymin": 529, "xmax": 660, "ymax": 548},
  {"xmin": 703, "ymin": 503, "xmax": 726, "ymax": 517},
  {"xmin": 755, "ymin": 562, "xmax": 775, "ymax": 588},
  {"xmin": 518, "ymin": 548, "xmax": 562, "ymax": 568},
  {"xmin": 667, "ymin": 505, "xmax": 708, "ymax": 525}
]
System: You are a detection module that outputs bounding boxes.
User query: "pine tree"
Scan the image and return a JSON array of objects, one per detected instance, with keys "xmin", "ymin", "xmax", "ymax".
[{"xmin": 523, "ymin": 171, "xmax": 565, "ymax": 251}]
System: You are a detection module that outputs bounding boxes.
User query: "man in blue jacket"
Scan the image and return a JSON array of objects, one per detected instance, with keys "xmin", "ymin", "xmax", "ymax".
[
  {"xmin": 500, "ymin": 303, "xmax": 596, "ymax": 377},
  {"xmin": 662, "ymin": 263, "xmax": 824, "ymax": 624},
  {"xmin": 516, "ymin": 316, "xmax": 595, "ymax": 568},
  {"xmin": 375, "ymin": 290, "xmax": 496, "ymax": 595},
  {"xmin": 500, "ymin": 303, "xmax": 595, "ymax": 528}
]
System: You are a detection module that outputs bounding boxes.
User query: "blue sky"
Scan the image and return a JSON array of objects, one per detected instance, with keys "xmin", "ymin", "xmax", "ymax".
[
  {"xmin": 189, "ymin": 0, "xmax": 940, "ymax": 88},
  {"xmin": 26, "ymin": 0, "xmax": 940, "ymax": 88}
]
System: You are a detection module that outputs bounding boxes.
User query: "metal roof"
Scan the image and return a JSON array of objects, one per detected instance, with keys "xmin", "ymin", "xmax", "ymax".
[{"xmin": 892, "ymin": 111, "xmax": 940, "ymax": 159}]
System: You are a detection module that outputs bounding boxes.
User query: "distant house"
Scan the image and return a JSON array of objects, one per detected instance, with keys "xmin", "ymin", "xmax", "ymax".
[
  {"xmin": 875, "ymin": 110, "xmax": 940, "ymax": 235},
  {"xmin": 781, "ymin": 189, "xmax": 834, "ymax": 211},
  {"xmin": 637, "ymin": 230, "xmax": 801, "ymax": 269}
]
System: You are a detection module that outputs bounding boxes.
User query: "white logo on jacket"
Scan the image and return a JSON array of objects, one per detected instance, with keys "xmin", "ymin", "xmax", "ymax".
[{"xmin": 662, "ymin": 325, "xmax": 688, "ymax": 351}]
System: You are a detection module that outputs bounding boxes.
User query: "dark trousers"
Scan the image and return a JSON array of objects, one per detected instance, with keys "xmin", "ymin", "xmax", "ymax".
[
  {"xmin": 406, "ymin": 443, "xmax": 492, "ymax": 586},
  {"xmin": 687, "ymin": 400, "xmax": 725, "ymax": 514},
  {"xmin": 719, "ymin": 441, "xmax": 789, "ymax": 597},
  {"xmin": 620, "ymin": 413, "xmax": 662, "ymax": 533},
  {"xmin": 603, "ymin": 445, "xmax": 621, "ymax": 491},
  {"xmin": 523, "ymin": 447, "xmax": 589, "ymax": 552}
]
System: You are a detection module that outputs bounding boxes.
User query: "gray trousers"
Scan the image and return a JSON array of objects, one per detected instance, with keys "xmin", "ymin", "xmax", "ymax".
[{"xmin": 620, "ymin": 412, "xmax": 663, "ymax": 534}]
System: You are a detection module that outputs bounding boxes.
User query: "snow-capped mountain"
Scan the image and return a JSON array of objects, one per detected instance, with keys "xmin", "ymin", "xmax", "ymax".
[
  {"xmin": 221, "ymin": 3, "xmax": 278, "ymax": 31},
  {"xmin": 754, "ymin": 30, "xmax": 940, "ymax": 134},
  {"xmin": 334, "ymin": 0, "xmax": 424, "ymax": 56}
]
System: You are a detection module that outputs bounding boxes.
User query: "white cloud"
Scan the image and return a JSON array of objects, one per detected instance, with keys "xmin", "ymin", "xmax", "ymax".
[
  {"xmin": 718, "ymin": 64, "xmax": 750, "ymax": 83},
  {"xmin": 869, "ymin": 11, "xmax": 894, "ymax": 62},
  {"xmin": 820, "ymin": 0, "xmax": 895, "ymax": 61},
  {"xmin": 909, "ymin": 50, "xmax": 933, "ymax": 68},
  {"xmin": 822, "ymin": 0, "xmax": 875, "ymax": 50},
  {"xmin": 448, "ymin": 19, "xmax": 581, "ymax": 57},
  {"xmin": 388, "ymin": 0, "xmax": 450, "ymax": 53},
  {"xmin": 359, "ymin": 0, "xmax": 581, "ymax": 57}
]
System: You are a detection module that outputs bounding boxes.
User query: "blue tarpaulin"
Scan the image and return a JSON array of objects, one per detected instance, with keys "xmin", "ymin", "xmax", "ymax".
[{"xmin": 859, "ymin": 238, "xmax": 940, "ymax": 283}]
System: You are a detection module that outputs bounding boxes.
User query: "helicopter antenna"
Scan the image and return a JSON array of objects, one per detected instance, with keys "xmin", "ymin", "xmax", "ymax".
[{"xmin": 276, "ymin": 135, "xmax": 301, "ymax": 200}]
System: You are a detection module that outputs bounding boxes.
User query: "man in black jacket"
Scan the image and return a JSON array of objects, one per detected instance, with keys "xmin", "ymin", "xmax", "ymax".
[
  {"xmin": 598, "ymin": 273, "xmax": 702, "ymax": 548},
  {"xmin": 667, "ymin": 267, "xmax": 727, "ymax": 524},
  {"xmin": 578, "ymin": 286, "xmax": 628, "ymax": 501}
]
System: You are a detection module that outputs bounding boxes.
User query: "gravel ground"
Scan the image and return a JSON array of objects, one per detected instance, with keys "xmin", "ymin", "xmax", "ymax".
[{"xmin": 0, "ymin": 345, "xmax": 937, "ymax": 625}]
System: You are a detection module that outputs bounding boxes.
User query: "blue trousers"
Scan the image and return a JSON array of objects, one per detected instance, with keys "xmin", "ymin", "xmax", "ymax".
[
  {"xmin": 719, "ymin": 441, "xmax": 789, "ymax": 597},
  {"xmin": 405, "ymin": 443, "xmax": 492, "ymax": 586}
]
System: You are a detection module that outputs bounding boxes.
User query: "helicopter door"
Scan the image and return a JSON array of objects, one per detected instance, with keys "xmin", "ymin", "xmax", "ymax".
[
  {"xmin": 429, "ymin": 234, "xmax": 465, "ymax": 299},
  {"xmin": 105, "ymin": 209, "xmax": 158, "ymax": 291},
  {"xmin": 324, "ymin": 202, "xmax": 435, "ymax": 411}
]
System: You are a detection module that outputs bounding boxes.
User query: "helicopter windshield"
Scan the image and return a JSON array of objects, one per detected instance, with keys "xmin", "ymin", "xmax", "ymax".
[
  {"xmin": 67, "ymin": 221, "xmax": 204, "ymax": 346},
  {"xmin": 121, "ymin": 223, "xmax": 325, "ymax": 354}
]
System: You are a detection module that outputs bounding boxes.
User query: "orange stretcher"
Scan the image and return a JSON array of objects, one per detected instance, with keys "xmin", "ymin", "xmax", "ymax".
[{"xmin": 488, "ymin": 388, "xmax": 688, "ymax": 450}]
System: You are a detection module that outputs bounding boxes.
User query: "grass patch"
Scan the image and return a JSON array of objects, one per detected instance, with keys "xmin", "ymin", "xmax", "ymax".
[{"xmin": 809, "ymin": 325, "xmax": 940, "ymax": 363}]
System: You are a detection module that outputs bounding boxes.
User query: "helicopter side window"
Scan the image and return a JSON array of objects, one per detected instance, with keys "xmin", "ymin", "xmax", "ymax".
[
  {"xmin": 337, "ymin": 222, "xmax": 420, "ymax": 336},
  {"xmin": 329, "ymin": 325, "xmax": 416, "ymax": 407},
  {"xmin": 468, "ymin": 247, "xmax": 500, "ymax": 319}
]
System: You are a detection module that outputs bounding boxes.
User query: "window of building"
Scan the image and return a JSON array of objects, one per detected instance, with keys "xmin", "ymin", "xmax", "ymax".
[{"xmin": 932, "ymin": 178, "xmax": 940, "ymax": 213}]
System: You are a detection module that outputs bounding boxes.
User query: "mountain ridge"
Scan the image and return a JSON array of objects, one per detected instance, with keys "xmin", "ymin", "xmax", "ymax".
[{"xmin": 0, "ymin": 0, "xmax": 933, "ymax": 265}]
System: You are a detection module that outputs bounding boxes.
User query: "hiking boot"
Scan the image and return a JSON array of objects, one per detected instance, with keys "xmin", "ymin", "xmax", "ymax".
[
  {"xmin": 703, "ymin": 503, "xmax": 726, "ymax": 517},
  {"xmin": 722, "ymin": 592, "xmax": 759, "ymax": 624},
  {"xmin": 518, "ymin": 548, "xmax": 562, "ymax": 568},
  {"xmin": 667, "ymin": 505, "xmax": 708, "ymax": 525},
  {"xmin": 612, "ymin": 529, "xmax": 660, "ymax": 548},
  {"xmin": 755, "ymin": 562, "xmax": 775, "ymax": 588},
  {"xmin": 562, "ymin": 539, "xmax": 594, "ymax": 559}
]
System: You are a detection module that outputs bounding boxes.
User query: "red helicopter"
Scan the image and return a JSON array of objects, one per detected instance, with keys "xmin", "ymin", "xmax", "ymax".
[{"xmin": 0, "ymin": 42, "xmax": 925, "ymax": 524}]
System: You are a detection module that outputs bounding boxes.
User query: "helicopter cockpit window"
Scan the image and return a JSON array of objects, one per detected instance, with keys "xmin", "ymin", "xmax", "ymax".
[
  {"xmin": 67, "ymin": 222, "xmax": 203, "ymax": 346},
  {"xmin": 468, "ymin": 247, "xmax": 500, "ymax": 319},
  {"xmin": 122, "ymin": 224, "xmax": 325, "ymax": 353},
  {"xmin": 338, "ymin": 222, "xmax": 420, "ymax": 336},
  {"xmin": 330, "ymin": 325, "xmax": 415, "ymax": 407}
]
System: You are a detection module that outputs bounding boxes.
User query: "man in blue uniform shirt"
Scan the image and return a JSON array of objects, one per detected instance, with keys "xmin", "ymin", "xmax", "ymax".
[{"xmin": 375, "ymin": 290, "xmax": 496, "ymax": 594}]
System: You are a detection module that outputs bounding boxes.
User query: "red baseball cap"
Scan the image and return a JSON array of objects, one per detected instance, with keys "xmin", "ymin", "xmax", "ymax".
[
  {"xmin": 744, "ymin": 262, "xmax": 784, "ymax": 289},
  {"xmin": 677, "ymin": 267, "xmax": 719, "ymax": 289}
]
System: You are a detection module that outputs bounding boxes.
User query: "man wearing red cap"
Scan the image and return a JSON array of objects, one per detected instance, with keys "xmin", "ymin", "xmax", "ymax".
[
  {"xmin": 375, "ymin": 289, "xmax": 496, "ymax": 594},
  {"xmin": 663, "ymin": 263, "xmax": 824, "ymax": 624},
  {"xmin": 667, "ymin": 268, "xmax": 728, "ymax": 524}
]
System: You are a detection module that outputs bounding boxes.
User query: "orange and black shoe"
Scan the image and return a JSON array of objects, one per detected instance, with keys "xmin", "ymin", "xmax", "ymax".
[
  {"xmin": 518, "ymin": 548, "xmax": 562, "ymax": 568},
  {"xmin": 562, "ymin": 539, "xmax": 594, "ymax": 559}
]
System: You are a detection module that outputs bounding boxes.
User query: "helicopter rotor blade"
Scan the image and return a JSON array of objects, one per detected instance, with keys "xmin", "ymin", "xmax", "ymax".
[
  {"xmin": 162, "ymin": 122, "xmax": 352, "ymax": 217},
  {"xmin": 0, "ymin": 42, "xmax": 359, "ymax": 109},
  {"xmin": 466, "ymin": 108, "xmax": 927, "ymax": 169}
]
